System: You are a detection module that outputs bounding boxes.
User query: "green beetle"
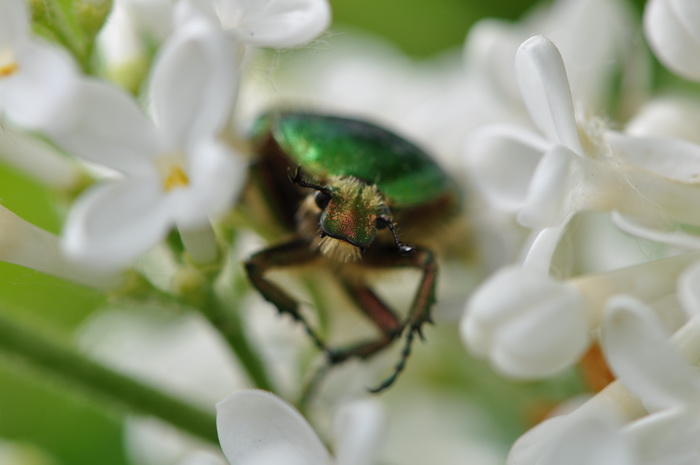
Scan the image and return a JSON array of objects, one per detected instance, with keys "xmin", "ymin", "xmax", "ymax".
[{"xmin": 242, "ymin": 111, "xmax": 463, "ymax": 392}]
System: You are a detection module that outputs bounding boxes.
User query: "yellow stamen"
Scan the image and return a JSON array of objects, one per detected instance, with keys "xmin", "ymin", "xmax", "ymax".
[
  {"xmin": 163, "ymin": 165, "xmax": 190, "ymax": 191},
  {"xmin": 0, "ymin": 62, "xmax": 18, "ymax": 77},
  {"xmin": 0, "ymin": 48, "xmax": 18, "ymax": 77}
]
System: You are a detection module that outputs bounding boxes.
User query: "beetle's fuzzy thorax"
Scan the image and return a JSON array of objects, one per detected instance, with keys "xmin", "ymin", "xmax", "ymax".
[{"xmin": 318, "ymin": 236, "xmax": 362, "ymax": 262}]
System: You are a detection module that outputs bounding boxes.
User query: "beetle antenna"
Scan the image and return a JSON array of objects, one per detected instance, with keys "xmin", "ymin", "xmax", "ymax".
[
  {"xmin": 288, "ymin": 165, "xmax": 332, "ymax": 195},
  {"xmin": 378, "ymin": 216, "xmax": 414, "ymax": 255}
]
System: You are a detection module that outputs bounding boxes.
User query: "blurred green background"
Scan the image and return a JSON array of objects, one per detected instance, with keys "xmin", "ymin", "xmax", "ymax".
[{"xmin": 0, "ymin": 0, "xmax": 649, "ymax": 464}]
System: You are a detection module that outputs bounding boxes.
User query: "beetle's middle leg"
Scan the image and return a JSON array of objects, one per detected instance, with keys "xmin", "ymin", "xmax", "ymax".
[{"xmin": 245, "ymin": 239, "xmax": 328, "ymax": 352}]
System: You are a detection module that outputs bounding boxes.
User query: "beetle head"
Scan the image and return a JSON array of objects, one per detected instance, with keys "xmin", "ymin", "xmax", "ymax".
[
  {"xmin": 319, "ymin": 176, "xmax": 381, "ymax": 250},
  {"xmin": 290, "ymin": 167, "xmax": 414, "ymax": 261}
]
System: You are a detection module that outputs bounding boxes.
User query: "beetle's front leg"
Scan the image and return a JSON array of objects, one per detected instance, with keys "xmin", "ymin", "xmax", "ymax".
[
  {"xmin": 245, "ymin": 239, "xmax": 328, "ymax": 352},
  {"xmin": 327, "ymin": 280, "xmax": 403, "ymax": 364},
  {"xmin": 323, "ymin": 246, "xmax": 436, "ymax": 392},
  {"xmin": 363, "ymin": 245, "xmax": 437, "ymax": 392}
]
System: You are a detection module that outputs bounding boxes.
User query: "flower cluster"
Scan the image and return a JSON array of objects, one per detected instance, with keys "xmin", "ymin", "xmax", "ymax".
[
  {"xmin": 0, "ymin": 0, "xmax": 330, "ymax": 277},
  {"xmin": 460, "ymin": 0, "xmax": 700, "ymax": 462},
  {"xmin": 5, "ymin": 0, "xmax": 700, "ymax": 464}
]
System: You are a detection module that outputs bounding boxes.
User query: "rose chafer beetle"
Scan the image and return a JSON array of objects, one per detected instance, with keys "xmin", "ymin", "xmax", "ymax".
[{"xmin": 243, "ymin": 111, "xmax": 462, "ymax": 392}]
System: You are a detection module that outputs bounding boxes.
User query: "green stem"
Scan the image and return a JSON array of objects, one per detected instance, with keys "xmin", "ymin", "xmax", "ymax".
[
  {"xmin": 0, "ymin": 311, "xmax": 218, "ymax": 444},
  {"xmin": 199, "ymin": 280, "xmax": 276, "ymax": 392}
]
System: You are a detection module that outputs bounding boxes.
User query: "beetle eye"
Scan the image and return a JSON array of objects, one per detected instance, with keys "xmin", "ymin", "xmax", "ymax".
[
  {"xmin": 375, "ymin": 217, "xmax": 387, "ymax": 229},
  {"xmin": 314, "ymin": 190, "xmax": 331, "ymax": 209}
]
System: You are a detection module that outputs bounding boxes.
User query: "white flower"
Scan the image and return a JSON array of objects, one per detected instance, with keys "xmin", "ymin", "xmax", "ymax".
[
  {"xmin": 603, "ymin": 131, "xmax": 700, "ymax": 249},
  {"xmin": 467, "ymin": 35, "xmax": 700, "ymax": 268},
  {"xmin": 0, "ymin": 204, "xmax": 118, "ymax": 289},
  {"xmin": 98, "ymin": 0, "xmax": 175, "ymax": 77},
  {"xmin": 0, "ymin": 125, "xmax": 82, "ymax": 190},
  {"xmin": 461, "ymin": 266, "xmax": 589, "ymax": 378},
  {"xmin": 625, "ymin": 96, "xmax": 700, "ymax": 145},
  {"xmin": 54, "ymin": 18, "xmax": 245, "ymax": 271},
  {"xmin": 464, "ymin": 0, "xmax": 643, "ymax": 117},
  {"xmin": 216, "ymin": 390, "xmax": 385, "ymax": 465},
  {"xmin": 600, "ymin": 296, "xmax": 700, "ymax": 464},
  {"xmin": 644, "ymin": 0, "xmax": 700, "ymax": 81},
  {"xmin": 462, "ymin": 252, "xmax": 700, "ymax": 379},
  {"xmin": 465, "ymin": 35, "xmax": 610, "ymax": 251},
  {"xmin": 508, "ymin": 408, "xmax": 634, "ymax": 465},
  {"xmin": 508, "ymin": 266, "xmax": 700, "ymax": 465},
  {"xmin": 208, "ymin": 0, "xmax": 331, "ymax": 48},
  {"xmin": 0, "ymin": 0, "xmax": 79, "ymax": 130}
]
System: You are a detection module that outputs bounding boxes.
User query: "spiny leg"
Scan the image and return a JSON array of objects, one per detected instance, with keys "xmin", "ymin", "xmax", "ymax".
[
  {"xmin": 363, "ymin": 246, "xmax": 437, "ymax": 393},
  {"xmin": 327, "ymin": 280, "xmax": 403, "ymax": 364},
  {"xmin": 300, "ymin": 280, "xmax": 403, "ymax": 404},
  {"xmin": 245, "ymin": 239, "xmax": 328, "ymax": 352}
]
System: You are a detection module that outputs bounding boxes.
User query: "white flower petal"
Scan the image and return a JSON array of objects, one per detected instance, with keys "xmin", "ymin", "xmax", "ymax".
[
  {"xmin": 508, "ymin": 415, "xmax": 568, "ymax": 465},
  {"xmin": 538, "ymin": 411, "xmax": 633, "ymax": 465},
  {"xmin": 515, "ymin": 35, "xmax": 584, "ymax": 154},
  {"xmin": 175, "ymin": 0, "xmax": 219, "ymax": 26},
  {"xmin": 509, "ymin": 410, "xmax": 633, "ymax": 465},
  {"xmin": 521, "ymin": 219, "xmax": 573, "ymax": 273},
  {"xmin": 0, "ymin": 204, "xmax": 118, "ymax": 288},
  {"xmin": 611, "ymin": 213, "xmax": 700, "ymax": 250},
  {"xmin": 63, "ymin": 178, "xmax": 172, "ymax": 271},
  {"xmin": 123, "ymin": 0, "xmax": 176, "ymax": 42},
  {"xmin": 644, "ymin": 0, "xmax": 700, "ymax": 81},
  {"xmin": 602, "ymin": 296, "xmax": 700, "ymax": 410},
  {"xmin": 463, "ymin": 19, "xmax": 523, "ymax": 105},
  {"xmin": 216, "ymin": 390, "xmax": 331, "ymax": 465},
  {"xmin": 517, "ymin": 145, "xmax": 576, "ymax": 228},
  {"xmin": 625, "ymin": 407, "xmax": 700, "ymax": 465},
  {"xmin": 221, "ymin": 0, "xmax": 331, "ymax": 48},
  {"xmin": 544, "ymin": 0, "xmax": 640, "ymax": 111},
  {"xmin": 0, "ymin": 0, "xmax": 28, "ymax": 47},
  {"xmin": 150, "ymin": 18, "xmax": 237, "ymax": 149},
  {"xmin": 0, "ymin": 41, "xmax": 79, "ymax": 131},
  {"xmin": 606, "ymin": 131, "xmax": 700, "ymax": 183},
  {"xmin": 678, "ymin": 261, "xmax": 700, "ymax": 319},
  {"xmin": 464, "ymin": 125, "xmax": 548, "ymax": 211},
  {"xmin": 625, "ymin": 97, "xmax": 700, "ymax": 145},
  {"xmin": 462, "ymin": 266, "xmax": 589, "ymax": 378},
  {"xmin": 334, "ymin": 398, "xmax": 386, "ymax": 465},
  {"xmin": 49, "ymin": 79, "xmax": 158, "ymax": 175},
  {"xmin": 172, "ymin": 139, "xmax": 245, "ymax": 228},
  {"xmin": 0, "ymin": 126, "xmax": 80, "ymax": 189}
]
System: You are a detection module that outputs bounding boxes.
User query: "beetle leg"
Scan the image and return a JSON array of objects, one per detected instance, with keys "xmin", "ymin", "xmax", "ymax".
[
  {"xmin": 326, "ymin": 280, "xmax": 402, "ymax": 364},
  {"xmin": 245, "ymin": 239, "xmax": 328, "ymax": 352},
  {"xmin": 321, "ymin": 246, "xmax": 436, "ymax": 392}
]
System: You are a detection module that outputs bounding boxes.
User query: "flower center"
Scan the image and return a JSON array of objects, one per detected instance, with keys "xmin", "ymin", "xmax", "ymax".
[
  {"xmin": 163, "ymin": 165, "xmax": 190, "ymax": 191},
  {"xmin": 0, "ymin": 48, "xmax": 19, "ymax": 77},
  {"xmin": 155, "ymin": 153, "xmax": 190, "ymax": 192}
]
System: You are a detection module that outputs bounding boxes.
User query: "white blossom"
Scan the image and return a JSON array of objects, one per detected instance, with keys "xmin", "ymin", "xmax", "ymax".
[
  {"xmin": 0, "ymin": 0, "xmax": 79, "ymax": 130},
  {"xmin": 0, "ymin": 204, "xmax": 118, "ymax": 288},
  {"xmin": 644, "ymin": 0, "xmax": 700, "ymax": 82},
  {"xmin": 209, "ymin": 0, "xmax": 331, "ymax": 48},
  {"xmin": 462, "ymin": 252, "xmax": 700, "ymax": 379},
  {"xmin": 461, "ymin": 266, "xmax": 589, "ymax": 378},
  {"xmin": 0, "ymin": 125, "xmax": 83, "ymax": 190},
  {"xmin": 216, "ymin": 390, "xmax": 385, "ymax": 465},
  {"xmin": 464, "ymin": 0, "xmax": 643, "ymax": 117},
  {"xmin": 54, "ymin": 17, "xmax": 245, "ymax": 271},
  {"xmin": 508, "ymin": 260, "xmax": 700, "ymax": 464}
]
